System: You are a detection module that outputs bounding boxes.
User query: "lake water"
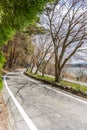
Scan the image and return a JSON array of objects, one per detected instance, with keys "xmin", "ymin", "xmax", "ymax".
[{"xmin": 64, "ymin": 67, "xmax": 87, "ymax": 77}]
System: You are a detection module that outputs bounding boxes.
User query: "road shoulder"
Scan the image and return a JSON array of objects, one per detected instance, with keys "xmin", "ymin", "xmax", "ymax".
[{"xmin": 0, "ymin": 92, "xmax": 8, "ymax": 130}]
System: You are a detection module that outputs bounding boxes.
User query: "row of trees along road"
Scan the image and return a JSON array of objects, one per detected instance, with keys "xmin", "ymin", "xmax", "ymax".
[
  {"xmin": 40, "ymin": 0, "xmax": 87, "ymax": 82},
  {"xmin": 1, "ymin": 0, "xmax": 87, "ymax": 83},
  {"xmin": 0, "ymin": 0, "xmax": 53, "ymax": 87}
]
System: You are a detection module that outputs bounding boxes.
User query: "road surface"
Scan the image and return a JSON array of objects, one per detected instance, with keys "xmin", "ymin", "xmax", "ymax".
[{"xmin": 3, "ymin": 71, "xmax": 87, "ymax": 130}]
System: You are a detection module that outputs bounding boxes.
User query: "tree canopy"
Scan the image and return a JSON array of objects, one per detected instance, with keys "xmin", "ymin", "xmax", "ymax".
[{"xmin": 0, "ymin": 0, "xmax": 53, "ymax": 45}]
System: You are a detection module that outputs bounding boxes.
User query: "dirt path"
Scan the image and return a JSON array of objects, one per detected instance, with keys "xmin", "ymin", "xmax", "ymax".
[{"xmin": 0, "ymin": 92, "xmax": 8, "ymax": 130}]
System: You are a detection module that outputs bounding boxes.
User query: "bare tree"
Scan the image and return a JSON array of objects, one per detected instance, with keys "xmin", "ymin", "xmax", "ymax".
[
  {"xmin": 41, "ymin": 52, "xmax": 54, "ymax": 77},
  {"xmin": 29, "ymin": 54, "xmax": 36, "ymax": 73},
  {"xmin": 41, "ymin": 0, "xmax": 87, "ymax": 82},
  {"xmin": 30, "ymin": 34, "xmax": 53, "ymax": 74}
]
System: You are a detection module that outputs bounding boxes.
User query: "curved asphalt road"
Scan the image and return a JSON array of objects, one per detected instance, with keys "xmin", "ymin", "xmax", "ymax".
[{"xmin": 3, "ymin": 71, "xmax": 87, "ymax": 130}]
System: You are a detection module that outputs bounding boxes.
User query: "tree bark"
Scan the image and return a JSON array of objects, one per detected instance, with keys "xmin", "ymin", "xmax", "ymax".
[
  {"xmin": 30, "ymin": 62, "xmax": 34, "ymax": 73},
  {"xmin": 57, "ymin": 69, "xmax": 62, "ymax": 82},
  {"xmin": 42, "ymin": 65, "xmax": 45, "ymax": 77},
  {"xmin": 54, "ymin": 45, "xmax": 58, "ymax": 82},
  {"xmin": 35, "ymin": 67, "xmax": 39, "ymax": 74}
]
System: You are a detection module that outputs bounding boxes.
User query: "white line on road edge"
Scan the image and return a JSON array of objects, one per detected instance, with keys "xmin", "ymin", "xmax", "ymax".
[
  {"xmin": 22, "ymin": 73, "xmax": 87, "ymax": 105},
  {"xmin": 4, "ymin": 75, "xmax": 37, "ymax": 130}
]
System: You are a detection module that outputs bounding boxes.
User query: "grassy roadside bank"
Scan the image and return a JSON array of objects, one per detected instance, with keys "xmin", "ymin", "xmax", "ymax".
[
  {"xmin": 0, "ymin": 79, "xmax": 3, "ymax": 90},
  {"xmin": 25, "ymin": 71, "xmax": 87, "ymax": 98},
  {"xmin": 0, "ymin": 69, "xmax": 10, "ymax": 90},
  {"xmin": 0, "ymin": 71, "xmax": 3, "ymax": 91}
]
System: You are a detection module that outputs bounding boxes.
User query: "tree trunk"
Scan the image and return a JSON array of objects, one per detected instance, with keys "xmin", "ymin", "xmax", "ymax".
[
  {"xmin": 57, "ymin": 69, "xmax": 62, "ymax": 82},
  {"xmin": 42, "ymin": 71, "xmax": 44, "ymax": 77},
  {"xmin": 30, "ymin": 62, "xmax": 34, "ymax": 73},
  {"xmin": 42, "ymin": 65, "xmax": 45, "ymax": 77},
  {"xmin": 8, "ymin": 57, "xmax": 13, "ymax": 68},
  {"xmin": 54, "ymin": 45, "xmax": 58, "ymax": 82},
  {"xmin": 35, "ymin": 67, "xmax": 38, "ymax": 74}
]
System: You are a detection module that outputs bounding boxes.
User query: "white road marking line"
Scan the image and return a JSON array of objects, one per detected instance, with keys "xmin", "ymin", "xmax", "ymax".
[
  {"xmin": 22, "ymin": 73, "xmax": 87, "ymax": 105},
  {"xmin": 4, "ymin": 75, "xmax": 37, "ymax": 130}
]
